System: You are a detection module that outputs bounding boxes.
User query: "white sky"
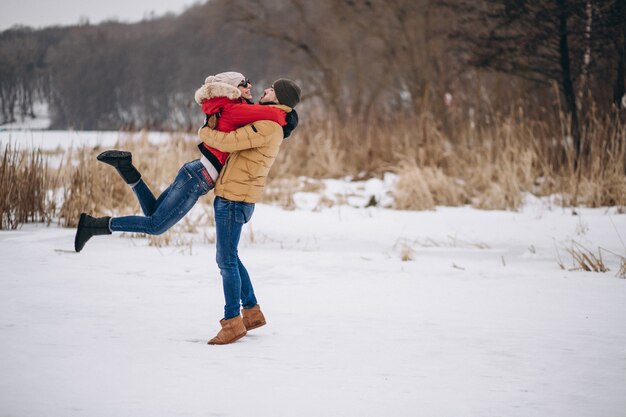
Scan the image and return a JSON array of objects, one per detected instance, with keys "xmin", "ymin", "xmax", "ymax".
[{"xmin": 0, "ymin": 0, "xmax": 201, "ymax": 31}]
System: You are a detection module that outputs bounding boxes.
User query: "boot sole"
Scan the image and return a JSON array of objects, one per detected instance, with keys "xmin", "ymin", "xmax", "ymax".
[
  {"xmin": 74, "ymin": 213, "xmax": 87, "ymax": 252},
  {"xmin": 207, "ymin": 331, "xmax": 247, "ymax": 345},
  {"xmin": 96, "ymin": 150, "xmax": 141, "ymax": 183},
  {"xmin": 97, "ymin": 150, "xmax": 131, "ymax": 161}
]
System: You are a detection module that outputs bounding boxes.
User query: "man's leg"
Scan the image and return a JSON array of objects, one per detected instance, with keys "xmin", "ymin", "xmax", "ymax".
[
  {"xmin": 238, "ymin": 259, "xmax": 258, "ymax": 309},
  {"xmin": 209, "ymin": 197, "xmax": 251, "ymax": 345},
  {"xmin": 239, "ymin": 257, "xmax": 266, "ymax": 331},
  {"xmin": 214, "ymin": 197, "xmax": 245, "ymax": 320}
]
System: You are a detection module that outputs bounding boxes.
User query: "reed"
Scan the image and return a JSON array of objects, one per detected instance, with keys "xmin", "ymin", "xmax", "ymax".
[
  {"xmin": 273, "ymin": 108, "xmax": 625, "ymax": 211},
  {"xmin": 0, "ymin": 144, "xmax": 58, "ymax": 229},
  {"xmin": 3, "ymin": 102, "xmax": 625, "ymax": 231}
]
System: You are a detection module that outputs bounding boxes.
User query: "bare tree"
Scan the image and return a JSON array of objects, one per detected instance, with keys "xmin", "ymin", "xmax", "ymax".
[
  {"xmin": 444, "ymin": 0, "xmax": 596, "ymax": 163},
  {"xmin": 0, "ymin": 29, "xmax": 43, "ymax": 123}
]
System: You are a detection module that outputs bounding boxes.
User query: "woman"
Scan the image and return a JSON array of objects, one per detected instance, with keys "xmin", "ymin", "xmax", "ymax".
[{"xmin": 74, "ymin": 71, "xmax": 293, "ymax": 252}]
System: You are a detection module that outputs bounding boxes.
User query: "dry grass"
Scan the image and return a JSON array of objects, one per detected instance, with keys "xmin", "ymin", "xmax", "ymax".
[
  {"xmin": 400, "ymin": 242, "xmax": 415, "ymax": 262},
  {"xmin": 398, "ymin": 236, "xmax": 490, "ymax": 250},
  {"xmin": 393, "ymin": 238, "xmax": 416, "ymax": 261},
  {"xmin": 0, "ymin": 144, "xmax": 58, "ymax": 229},
  {"xmin": 618, "ymin": 258, "xmax": 626, "ymax": 279},
  {"xmin": 263, "ymin": 177, "xmax": 300, "ymax": 210},
  {"xmin": 2, "ymin": 103, "xmax": 625, "ymax": 231},
  {"xmin": 566, "ymin": 241, "xmax": 609, "ymax": 273},
  {"xmin": 556, "ymin": 239, "xmax": 626, "ymax": 277},
  {"xmin": 394, "ymin": 234, "xmax": 490, "ymax": 262},
  {"xmin": 273, "ymin": 109, "xmax": 625, "ymax": 211},
  {"xmin": 393, "ymin": 163, "xmax": 467, "ymax": 210}
]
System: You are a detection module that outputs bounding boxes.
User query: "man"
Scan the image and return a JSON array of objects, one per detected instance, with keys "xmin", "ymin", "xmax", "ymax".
[{"xmin": 199, "ymin": 79, "xmax": 301, "ymax": 345}]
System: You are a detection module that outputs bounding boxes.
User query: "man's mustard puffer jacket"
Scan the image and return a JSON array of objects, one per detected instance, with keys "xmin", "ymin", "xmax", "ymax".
[{"xmin": 198, "ymin": 104, "xmax": 292, "ymax": 203}]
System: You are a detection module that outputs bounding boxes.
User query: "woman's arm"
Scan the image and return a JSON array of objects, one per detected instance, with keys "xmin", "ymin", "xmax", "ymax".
[{"xmin": 222, "ymin": 103, "xmax": 287, "ymax": 127}]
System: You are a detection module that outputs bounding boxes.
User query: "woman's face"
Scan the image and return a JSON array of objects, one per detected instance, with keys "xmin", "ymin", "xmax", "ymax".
[{"xmin": 238, "ymin": 80, "xmax": 252, "ymax": 101}]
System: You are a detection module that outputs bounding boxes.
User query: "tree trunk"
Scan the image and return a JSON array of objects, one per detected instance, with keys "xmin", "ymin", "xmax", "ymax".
[
  {"xmin": 558, "ymin": 0, "xmax": 581, "ymax": 166},
  {"xmin": 613, "ymin": 11, "xmax": 626, "ymax": 111},
  {"xmin": 577, "ymin": 1, "xmax": 592, "ymax": 115}
]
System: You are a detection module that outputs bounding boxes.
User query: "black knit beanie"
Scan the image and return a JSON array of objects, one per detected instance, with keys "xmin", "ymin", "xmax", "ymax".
[{"xmin": 273, "ymin": 79, "xmax": 301, "ymax": 108}]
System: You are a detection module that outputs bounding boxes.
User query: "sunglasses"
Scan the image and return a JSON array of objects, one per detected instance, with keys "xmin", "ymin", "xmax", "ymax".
[{"xmin": 238, "ymin": 78, "xmax": 251, "ymax": 88}]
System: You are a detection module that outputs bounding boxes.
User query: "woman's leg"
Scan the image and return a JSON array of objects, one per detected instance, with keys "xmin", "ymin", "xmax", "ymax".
[
  {"xmin": 98, "ymin": 150, "xmax": 176, "ymax": 217},
  {"xmin": 110, "ymin": 161, "xmax": 211, "ymax": 235},
  {"xmin": 130, "ymin": 179, "xmax": 160, "ymax": 216},
  {"xmin": 97, "ymin": 150, "xmax": 141, "ymax": 184}
]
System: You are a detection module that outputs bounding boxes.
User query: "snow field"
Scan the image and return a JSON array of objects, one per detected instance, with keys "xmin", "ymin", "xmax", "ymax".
[{"xmin": 1, "ymin": 200, "xmax": 625, "ymax": 417}]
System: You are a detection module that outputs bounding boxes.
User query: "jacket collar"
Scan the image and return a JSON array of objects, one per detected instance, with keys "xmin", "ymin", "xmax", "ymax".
[
  {"xmin": 258, "ymin": 101, "xmax": 292, "ymax": 112},
  {"xmin": 268, "ymin": 104, "xmax": 293, "ymax": 113}
]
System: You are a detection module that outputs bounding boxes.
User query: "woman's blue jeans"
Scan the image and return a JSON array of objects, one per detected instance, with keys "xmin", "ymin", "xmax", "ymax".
[
  {"xmin": 213, "ymin": 196, "xmax": 257, "ymax": 319},
  {"xmin": 110, "ymin": 160, "xmax": 213, "ymax": 235}
]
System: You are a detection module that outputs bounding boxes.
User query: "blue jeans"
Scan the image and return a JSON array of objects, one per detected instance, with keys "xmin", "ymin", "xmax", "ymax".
[
  {"xmin": 214, "ymin": 196, "xmax": 257, "ymax": 319},
  {"xmin": 110, "ymin": 160, "xmax": 213, "ymax": 234}
]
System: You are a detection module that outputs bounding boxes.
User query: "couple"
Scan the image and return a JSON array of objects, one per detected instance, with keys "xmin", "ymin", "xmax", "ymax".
[{"xmin": 74, "ymin": 72, "xmax": 301, "ymax": 345}]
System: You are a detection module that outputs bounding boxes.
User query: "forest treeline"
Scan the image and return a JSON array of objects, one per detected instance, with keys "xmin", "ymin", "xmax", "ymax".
[
  {"xmin": 1, "ymin": 0, "xmax": 626, "ymax": 217},
  {"xmin": 1, "ymin": 0, "xmax": 624, "ymax": 141}
]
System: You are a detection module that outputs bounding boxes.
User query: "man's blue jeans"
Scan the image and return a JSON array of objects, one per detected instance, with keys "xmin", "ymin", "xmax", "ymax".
[
  {"xmin": 110, "ymin": 160, "xmax": 212, "ymax": 234},
  {"xmin": 214, "ymin": 196, "xmax": 257, "ymax": 319}
]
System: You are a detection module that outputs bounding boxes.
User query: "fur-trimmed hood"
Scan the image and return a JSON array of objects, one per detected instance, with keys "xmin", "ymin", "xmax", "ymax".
[{"xmin": 194, "ymin": 82, "xmax": 241, "ymax": 105}]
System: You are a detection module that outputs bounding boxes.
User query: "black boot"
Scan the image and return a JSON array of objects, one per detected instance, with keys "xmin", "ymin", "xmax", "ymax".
[
  {"xmin": 96, "ymin": 150, "xmax": 141, "ymax": 184},
  {"xmin": 74, "ymin": 213, "xmax": 112, "ymax": 252}
]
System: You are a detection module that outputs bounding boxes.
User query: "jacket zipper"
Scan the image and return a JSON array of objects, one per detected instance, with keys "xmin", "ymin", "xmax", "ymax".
[{"xmin": 220, "ymin": 156, "xmax": 231, "ymax": 185}]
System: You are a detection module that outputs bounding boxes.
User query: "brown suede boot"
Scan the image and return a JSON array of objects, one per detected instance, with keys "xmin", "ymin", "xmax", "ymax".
[
  {"xmin": 242, "ymin": 304, "xmax": 267, "ymax": 331},
  {"xmin": 208, "ymin": 316, "xmax": 247, "ymax": 345}
]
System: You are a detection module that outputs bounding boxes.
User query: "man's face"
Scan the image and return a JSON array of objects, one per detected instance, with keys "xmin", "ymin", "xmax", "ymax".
[
  {"xmin": 238, "ymin": 81, "xmax": 252, "ymax": 101},
  {"xmin": 259, "ymin": 86, "xmax": 278, "ymax": 104}
]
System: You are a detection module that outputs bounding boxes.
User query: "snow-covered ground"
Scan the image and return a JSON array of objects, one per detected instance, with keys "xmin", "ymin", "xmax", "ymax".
[
  {"xmin": 1, "ymin": 131, "xmax": 626, "ymax": 417},
  {"xmin": 0, "ymin": 102, "xmax": 51, "ymax": 131}
]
